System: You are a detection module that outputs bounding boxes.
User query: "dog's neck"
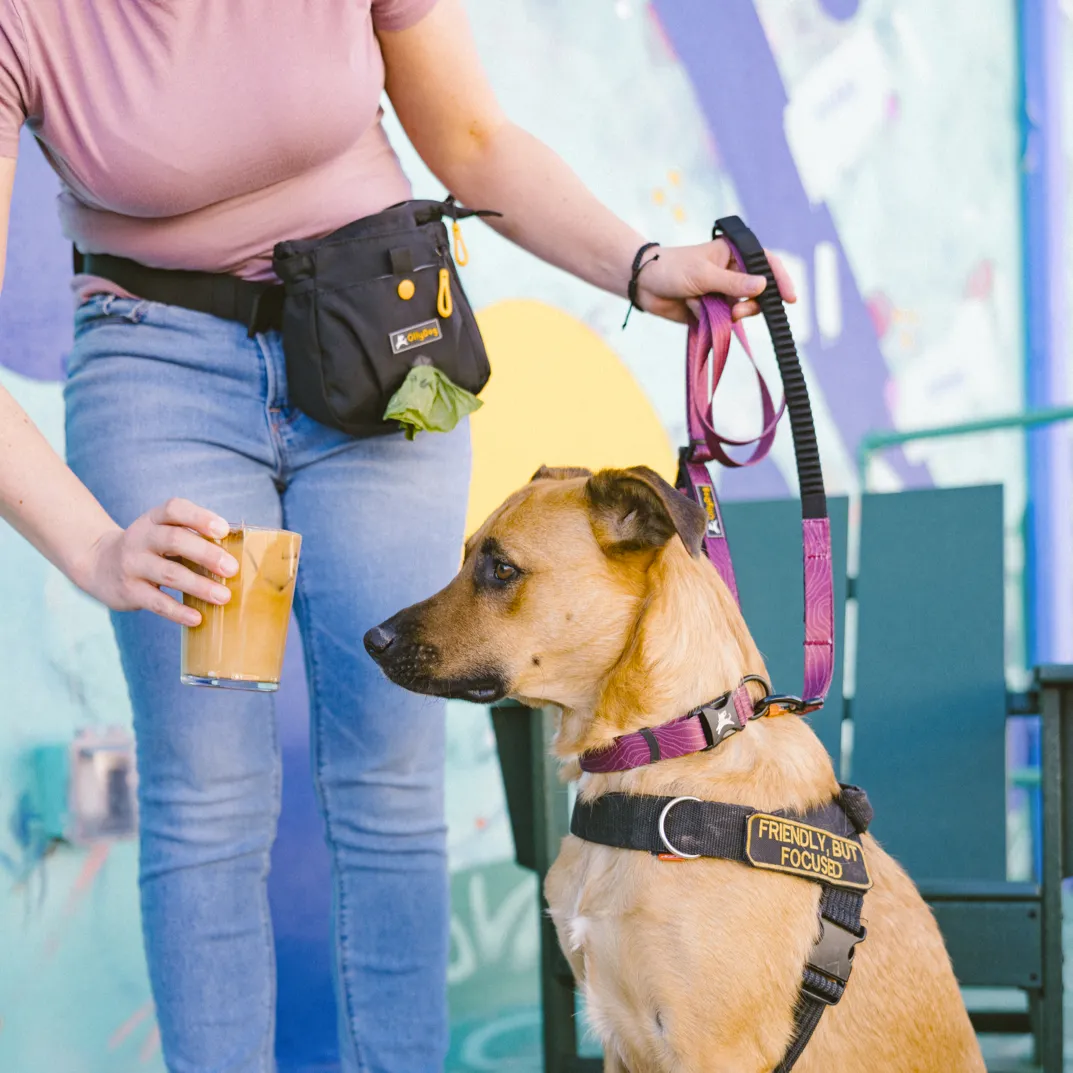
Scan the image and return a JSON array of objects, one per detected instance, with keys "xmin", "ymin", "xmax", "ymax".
[
  {"xmin": 553, "ymin": 539, "xmax": 840, "ymax": 811},
  {"xmin": 556, "ymin": 539, "xmax": 759, "ymax": 750}
]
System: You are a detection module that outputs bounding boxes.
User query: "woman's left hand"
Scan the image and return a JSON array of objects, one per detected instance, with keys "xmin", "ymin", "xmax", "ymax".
[{"xmin": 632, "ymin": 238, "xmax": 797, "ymax": 324}]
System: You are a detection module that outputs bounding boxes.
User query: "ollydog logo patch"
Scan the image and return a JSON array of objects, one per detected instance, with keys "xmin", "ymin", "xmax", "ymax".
[
  {"xmin": 390, "ymin": 319, "xmax": 443, "ymax": 355},
  {"xmin": 745, "ymin": 814, "xmax": 872, "ymax": 890},
  {"xmin": 697, "ymin": 483, "xmax": 723, "ymax": 538}
]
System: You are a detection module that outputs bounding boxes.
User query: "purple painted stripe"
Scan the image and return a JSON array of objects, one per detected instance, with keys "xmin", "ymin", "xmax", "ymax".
[{"xmin": 0, "ymin": 130, "xmax": 72, "ymax": 381}]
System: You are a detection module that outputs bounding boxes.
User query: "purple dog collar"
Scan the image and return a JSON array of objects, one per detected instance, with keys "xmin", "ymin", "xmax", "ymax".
[{"xmin": 579, "ymin": 678, "xmax": 764, "ymax": 775}]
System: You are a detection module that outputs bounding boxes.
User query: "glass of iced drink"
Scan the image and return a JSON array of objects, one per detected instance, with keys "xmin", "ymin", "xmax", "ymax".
[{"xmin": 180, "ymin": 524, "xmax": 302, "ymax": 692}]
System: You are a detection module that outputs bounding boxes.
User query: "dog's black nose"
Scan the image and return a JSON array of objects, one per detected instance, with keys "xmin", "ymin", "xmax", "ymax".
[{"xmin": 363, "ymin": 624, "xmax": 396, "ymax": 657}]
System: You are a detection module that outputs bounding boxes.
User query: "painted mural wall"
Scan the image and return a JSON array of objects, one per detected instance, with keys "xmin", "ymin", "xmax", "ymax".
[{"xmin": 0, "ymin": 2, "xmax": 1037, "ymax": 1071}]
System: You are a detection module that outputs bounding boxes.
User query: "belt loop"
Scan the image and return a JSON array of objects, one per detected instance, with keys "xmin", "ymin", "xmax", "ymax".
[
  {"xmin": 248, "ymin": 290, "xmax": 264, "ymax": 339},
  {"xmin": 226, "ymin": 274, "xmax": 244, "ymax": 328}
]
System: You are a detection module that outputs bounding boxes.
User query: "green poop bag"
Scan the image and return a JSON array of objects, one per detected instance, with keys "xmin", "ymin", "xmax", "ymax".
[{"xmin": 382, "ymin": 358, "xmax": 483, "ymax": 440}]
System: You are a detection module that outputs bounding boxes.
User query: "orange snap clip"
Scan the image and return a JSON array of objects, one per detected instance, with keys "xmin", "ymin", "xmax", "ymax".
[
  {"xmin": 437, "ymin": 268, "xmax": 453, "ymax": 318},
  {"xmin": 452, "ymin": 221, "xmax": 469, "ymax": 266}
]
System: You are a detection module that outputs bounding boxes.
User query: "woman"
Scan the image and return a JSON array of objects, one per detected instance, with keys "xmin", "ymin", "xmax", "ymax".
[{"xmin": 0, "ymin": 2, "xmax": 793, "ymax": 1070}]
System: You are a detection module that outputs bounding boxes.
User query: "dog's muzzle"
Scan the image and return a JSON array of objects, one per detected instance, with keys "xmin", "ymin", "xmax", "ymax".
[{"xmin": 363, "ymin": 619, "xmax": 507, "ymax": 704}]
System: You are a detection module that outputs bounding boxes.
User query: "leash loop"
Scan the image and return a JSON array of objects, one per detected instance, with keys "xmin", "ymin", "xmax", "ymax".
[
  {"xmin": 685, "ymin": 293, "xmax": 784, "ymax": 467},
  {"xmin": 677, "ymin": 216, "xmax": 836, "ymax": 708}
]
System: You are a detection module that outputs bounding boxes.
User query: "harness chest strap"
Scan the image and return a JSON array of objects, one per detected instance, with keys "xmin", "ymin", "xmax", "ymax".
[{"xmin": 570, "ymin": 790, "xmax": 872, "ymax": 1072}]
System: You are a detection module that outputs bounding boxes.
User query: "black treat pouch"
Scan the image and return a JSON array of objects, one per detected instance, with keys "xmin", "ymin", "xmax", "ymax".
[{"xmin": 272, "ymin": 197, "xmax": 499, "ymax": 438}]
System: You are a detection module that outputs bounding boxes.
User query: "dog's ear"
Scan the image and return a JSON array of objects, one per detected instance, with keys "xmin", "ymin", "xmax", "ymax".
[
  {"xmin": 530, "ymin": 465, "xmax": 594, "ymax": 482},
  {"xmin": 586, "ymin": 466, "xmax": 706, "ymax": 558}
]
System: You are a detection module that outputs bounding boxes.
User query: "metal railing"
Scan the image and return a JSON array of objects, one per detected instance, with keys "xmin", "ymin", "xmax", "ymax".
[{"xmin": 856, "ymin": 405, "xmax": 1073, "ymax": 488}]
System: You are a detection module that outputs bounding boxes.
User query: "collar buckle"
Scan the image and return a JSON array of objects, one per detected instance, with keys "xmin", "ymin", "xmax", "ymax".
[{"xmin": 697, "ymin": 692, "xmax": 737, "ymax": 748}]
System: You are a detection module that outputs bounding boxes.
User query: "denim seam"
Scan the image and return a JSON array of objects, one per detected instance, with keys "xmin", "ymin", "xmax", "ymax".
[
  {"xmin": 292, "ymin": 575, "xmax": 367, "ymax": 1073},
  {"xmin": 255, "ymin": 332, "xmax": 287, "ymax": 485},
  {"xmin": 262, "ymin": 704, "xmax": 283, "ymax": 1073}
]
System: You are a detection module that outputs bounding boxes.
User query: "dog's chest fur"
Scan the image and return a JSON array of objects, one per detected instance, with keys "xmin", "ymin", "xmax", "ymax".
[
  {"xmin": 545, "ymin": 830, "xmax": 824, "ymax": 1070},
  {"xmin": 545, "ymin": 810, "xmax": 985, "ymax": 1073}
]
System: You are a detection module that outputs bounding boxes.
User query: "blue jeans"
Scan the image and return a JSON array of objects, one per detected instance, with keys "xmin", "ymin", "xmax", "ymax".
[{"xmin": 64, "ymin": 295, "xmax": 471, "ymax": 1073}]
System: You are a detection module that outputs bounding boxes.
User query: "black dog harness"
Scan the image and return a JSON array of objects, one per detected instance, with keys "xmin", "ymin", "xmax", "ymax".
[{"xmin": 571, "ymin": 786, "xmax": 872, "ymax": 1071}]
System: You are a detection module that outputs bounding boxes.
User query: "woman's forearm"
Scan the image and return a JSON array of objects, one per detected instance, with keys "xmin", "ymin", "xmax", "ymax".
[
  {"xmin": 0, "ymin": 159, "xmax": 234, "ymax": 624},
  {"xmin": 445, "ymin": 121, "xmax": 646, "ymax": 300},
  {"xmin": 381, "ymin": 0, "xmax": 792, "ymax": 326},
  {"xmin": 0, "ymin": 384, "xmax": 119, "ymax": 587}
]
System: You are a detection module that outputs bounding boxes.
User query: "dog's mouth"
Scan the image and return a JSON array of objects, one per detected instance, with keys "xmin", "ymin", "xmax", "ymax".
[
  {"xmin": 436, "ymin": 677, "xmax": 507, "ymax": 704},
  {"xmin": 363, "ymin": 623, "xmax": 508, "ymax": 704},
  {"xmin": 384, "ymin": 670, "xmax": 507, "ymax": 705}
]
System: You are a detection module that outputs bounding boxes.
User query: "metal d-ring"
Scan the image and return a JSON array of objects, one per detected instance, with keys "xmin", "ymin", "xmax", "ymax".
[{"xmin": 658, "ymin": 796, "xmax": 702, "ymax": 859}]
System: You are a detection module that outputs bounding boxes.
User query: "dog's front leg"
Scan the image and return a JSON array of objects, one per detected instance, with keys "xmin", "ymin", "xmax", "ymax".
[{"xmin": 603, "ymin": 1052, "xmax": 629, "ymax": 1073}]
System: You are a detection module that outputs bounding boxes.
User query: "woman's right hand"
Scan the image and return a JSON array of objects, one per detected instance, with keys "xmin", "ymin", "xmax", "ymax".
[
  {"xmin": 0, "ymin": 169, "xmax": 237, "ymax": 625},
  {"xmin": 75, "ymin": 498, "xmax": 239, "ymax": 626}
]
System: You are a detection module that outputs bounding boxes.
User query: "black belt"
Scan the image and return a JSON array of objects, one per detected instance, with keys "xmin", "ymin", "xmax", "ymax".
[
  {"xmin": 74, "ymin": 249, "xmax": 284, "ymax": 336},
  {"xmin": 570, "ymin": 789, "xmax": 872, "ymax": 1072}
]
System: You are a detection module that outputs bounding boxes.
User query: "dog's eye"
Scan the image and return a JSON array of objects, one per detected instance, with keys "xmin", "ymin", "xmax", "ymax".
[{"xmin": 493, "ymin": 561, "xmax": 517, "ymax": 582}]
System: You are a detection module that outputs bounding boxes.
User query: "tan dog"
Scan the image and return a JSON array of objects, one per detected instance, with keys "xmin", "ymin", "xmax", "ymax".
[{"xmin": 365, "ymin": 465, "xmax": 985, "ymax": 1073}]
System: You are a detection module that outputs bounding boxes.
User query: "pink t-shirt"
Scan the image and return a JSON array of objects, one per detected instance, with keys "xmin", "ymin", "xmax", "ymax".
[{"xmin": 0, "ymin": 0, "xmax": 438, "ymax": 281}]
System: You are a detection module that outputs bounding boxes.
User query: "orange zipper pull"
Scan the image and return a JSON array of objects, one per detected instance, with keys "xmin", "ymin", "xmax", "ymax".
[
  {"xmin": 452, "ymin": 220, "xmax": 469, "ymax": 266},
  {"xmin": 437, "ymin": 268, "xmax": 453, "ymax": 318}
]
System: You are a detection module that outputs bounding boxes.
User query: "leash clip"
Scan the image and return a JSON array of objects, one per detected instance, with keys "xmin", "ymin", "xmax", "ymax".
[{"xmin": 753, "ymin": 693, "xmax": 824, "ymax": 718}]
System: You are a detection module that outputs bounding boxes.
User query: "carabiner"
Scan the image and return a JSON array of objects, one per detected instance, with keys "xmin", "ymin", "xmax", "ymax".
[{"xmin": 752, "ymin": 693, "xmax": 824, "ymax": 718}]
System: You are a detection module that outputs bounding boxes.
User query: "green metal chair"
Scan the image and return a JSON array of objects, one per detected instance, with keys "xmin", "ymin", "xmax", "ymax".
[
  {"xmin": 851, "ymin": 485, "xmax": 1066, "ymax": 1071},
  {"xmin": 491, "ymin": 486, "xmax": 1072, "ymax": 1072}
]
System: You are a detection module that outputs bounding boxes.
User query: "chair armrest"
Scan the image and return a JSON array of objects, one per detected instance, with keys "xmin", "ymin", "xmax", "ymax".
[
  {"xmin": 919, "ymin": 882, "xmax": 1042, "ymax": 988},
  {"xmin": 1035, "ymin": 664, "xmax": 1073, "ymax": 688},
  {"xmin": 917, "ymin": 880, "xmax": 1040, "ymax": 902}
]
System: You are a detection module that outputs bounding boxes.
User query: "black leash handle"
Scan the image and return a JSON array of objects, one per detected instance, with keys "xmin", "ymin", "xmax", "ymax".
[{"xmin": 713, "ymin": 216, "xmax": 827, "ymax": 520}]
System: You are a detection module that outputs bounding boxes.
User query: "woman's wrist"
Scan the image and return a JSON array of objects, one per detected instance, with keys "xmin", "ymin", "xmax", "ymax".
[
  {"xmin": 58, "ymin": 516, "xmax": 123, "ymax": 598},
  {"xmin": 622, "ymin": 241, "xmax": 661, "ymax": 326}
]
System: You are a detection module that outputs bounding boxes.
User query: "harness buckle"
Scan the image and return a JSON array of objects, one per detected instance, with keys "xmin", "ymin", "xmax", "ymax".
[{"xmin": 802, "ymin": 920, "xmax": 867, "ymax": 1004}]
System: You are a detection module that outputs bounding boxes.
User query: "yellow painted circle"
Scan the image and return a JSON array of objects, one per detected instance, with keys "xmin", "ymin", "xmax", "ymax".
[
  {"xmin": 397, "ymin": 279, "xmax": 415, "ymax": 300},
  {"xmin": 466, "ymin": 299, "xmax": 676, "ymax": 537}
]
